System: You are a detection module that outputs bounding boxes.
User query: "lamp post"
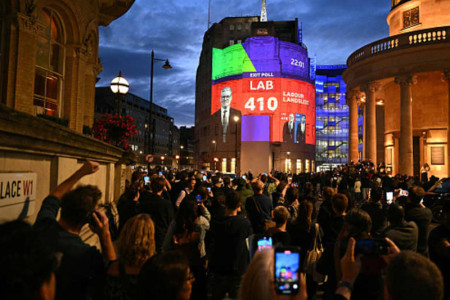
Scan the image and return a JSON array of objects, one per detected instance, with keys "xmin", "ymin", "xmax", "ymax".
[
  {"xmin": 234, "ymin": 116, "xmax": 239, "ymax": 174},
  {"xmin": 110, "ymin": 71, "xmax": 129, "ymax": 115},
  {"xmin": 148, "ymin": 50, "xmax": 172, "ymax": 156}
]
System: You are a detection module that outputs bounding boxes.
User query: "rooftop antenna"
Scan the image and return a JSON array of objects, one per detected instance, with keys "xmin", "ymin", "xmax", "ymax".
[{"xmin": 261, "ymin": 0, "xmax": 267, "ymax": 22}]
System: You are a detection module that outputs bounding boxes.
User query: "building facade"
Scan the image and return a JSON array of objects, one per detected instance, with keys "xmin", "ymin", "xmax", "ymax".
[
  {"xmin": 0, "ymin": 0, "xmax": 135, "ymax": 225},
  {"xmin": 315, "ymin": 65, "xmax": 364, "ymax": 171},
  {"xmin": 344, "ymin": 0, "xmax": 450, "ymax": 177},
  {"xmin": 195, "ymin": 16, "xmax": 316, "ymax": 174},
  {"xmin": 315, "ymin": 66, "xmax": 348, "ymax": 171},
  {"xmin": 95, "ymin": 87, "xmax": 180, "ymax": 167}
]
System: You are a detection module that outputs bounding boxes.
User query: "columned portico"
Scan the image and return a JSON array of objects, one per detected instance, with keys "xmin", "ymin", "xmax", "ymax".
[
  {"xmin": 395, "ymin": 75, "xmax": 415, "ymax": 176},
  {"xmin": 363, "ymin": 82, "xmax": 379, "ymax": 164},
  {"xmin": 347, "ymin": 90, "xmax": 359, "ymax": 163}
]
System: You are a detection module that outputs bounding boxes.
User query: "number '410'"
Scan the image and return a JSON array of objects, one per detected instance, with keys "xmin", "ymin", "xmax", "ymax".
[{"xmin": 244, "ymin": 97, "xmax": 278, "ymax": 111}]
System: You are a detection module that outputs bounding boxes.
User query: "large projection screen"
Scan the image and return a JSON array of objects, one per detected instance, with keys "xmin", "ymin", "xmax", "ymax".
[{"xmin": 211, "ymin": 36, "xmax": 315, "ymax": 145}]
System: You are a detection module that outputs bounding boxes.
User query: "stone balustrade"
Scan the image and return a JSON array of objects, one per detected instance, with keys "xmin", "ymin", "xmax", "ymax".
[{"xmin": 347, "ymin": 26, "xmax": 449, "ymax": 66}]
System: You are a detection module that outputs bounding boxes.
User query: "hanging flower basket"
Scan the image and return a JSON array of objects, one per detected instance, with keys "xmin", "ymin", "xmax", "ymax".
[{"xmin": 93, "ymin": 113, "xmax": 137, "ymax": 150}]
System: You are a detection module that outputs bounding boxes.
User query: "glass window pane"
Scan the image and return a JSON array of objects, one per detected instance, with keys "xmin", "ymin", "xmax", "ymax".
[
  {"xmin": 34, "ymin": 72, "xmax": 46, "ymax": 97},
  {"xmin": 50, "ymin": 43, "xmax": 63, "ymax": 73},
  {"xmin": 46, "ymin": 75, "xmax": 58, "ymax": 100}
]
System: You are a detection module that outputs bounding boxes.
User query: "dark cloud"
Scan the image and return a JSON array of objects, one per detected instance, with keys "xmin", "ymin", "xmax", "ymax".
[{"xmin": 98, "ymin": 0, "xmax": 392, "ymax": 126}]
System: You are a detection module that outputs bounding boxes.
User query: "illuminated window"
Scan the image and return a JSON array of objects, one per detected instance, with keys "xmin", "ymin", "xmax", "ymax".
[
  {"xmin": 34, "ymin": 8, "xmax": 64, "ymax": 117},
  {"xmin": 311, "ymin": 160, "xmax": 315, "ymax": 173},
  {"xmin": 222, "ymin": 158, "xmax": 227, "ymax": 172},
  {"xmin": 229, "ymin": 24, "xmax": 235, "ymax": 30},
  {"xmin": 231, "ymin": 158, "xmax": 236, "ymax": 173},
  {"xmin": 296, "ymin": 159, "xmax": 302, "ymax": 173},
  {"xmin": 237, "ymin": 40, "xmax": 242, "ymax": 44},
  {"xmin": 403, "ymin": 7, "xmax": 419, "ymax": 29},
  {"xmin": 305, "ymin": 159, "xmax": 310, "ymax": 173},
  {"xmin": 237, "ymin": 24, "xmax": 242, "ymax": 30},
  {"xmin": 285, "ymin": 158, "xmax": 291, "ymax": 173},
  {"xmin": 229, "ymin": 40, "xmax": 235, "ymax": 46}
]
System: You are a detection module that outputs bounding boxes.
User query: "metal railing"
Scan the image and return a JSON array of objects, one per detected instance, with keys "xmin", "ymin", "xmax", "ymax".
[{"xmin": 347, "ymin": 26, "xmax": 449, "ymax": 67}]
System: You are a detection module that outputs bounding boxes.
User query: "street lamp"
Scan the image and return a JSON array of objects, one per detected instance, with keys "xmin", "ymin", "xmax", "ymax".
[
  {"xmin": 148, "ymin": 50, "xmax": 172, "ymax": 156},
  {"xmin": 110, "ymin": 71, "xmax": 129, "ymax": 115},
  {"xmin": 160, "ymin": 155, "xmax": 165, "ymax": 166},
  {"xmin": 234, "ymin": 116, "xmax": 239, "ymax": 174}
]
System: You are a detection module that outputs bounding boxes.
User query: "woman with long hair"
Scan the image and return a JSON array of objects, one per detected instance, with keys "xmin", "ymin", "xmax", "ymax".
[
  {"xmin": 162, "ymin": 198, "xmax": 210, "ymax": 300},
  {"xmin": 287, "ymin": 200, "xmax": 321, "ymax": 299},
  {"xmin": 105, "ymin": 214, "xmax": 156, "ymax": 300}
]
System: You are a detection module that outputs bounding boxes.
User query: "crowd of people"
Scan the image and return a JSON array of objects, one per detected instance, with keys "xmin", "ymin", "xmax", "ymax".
[{"xmin": 0, "ymin": 160, "xmax": 448, "ymax": 300}]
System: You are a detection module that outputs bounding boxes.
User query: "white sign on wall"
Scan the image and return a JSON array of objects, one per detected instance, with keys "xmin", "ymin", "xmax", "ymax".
[{"xmin": 0, "ymin": 173, "xmax": 37, "ymax": 221}]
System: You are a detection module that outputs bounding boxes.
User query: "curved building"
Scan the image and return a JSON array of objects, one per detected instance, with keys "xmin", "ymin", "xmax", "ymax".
[{"xmin": 344, "ymin": 0, "xmax": 450, "ymax": 177}]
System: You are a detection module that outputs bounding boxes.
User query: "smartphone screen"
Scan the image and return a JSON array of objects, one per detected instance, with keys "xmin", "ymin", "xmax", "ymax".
[
  {"xmin": 355, "ymin": 239, "xmax": 388, "ymax": 256},
  {"xmin": 274, "ymin": 247, "xmax": 300, "ymax": 295},
  {"xmin": 242, "ymin": 175, "xmax": 247, "ymax": 180},
  {"xmin": 386, "ymin": 192, "xmax": 393, "ymax": 204},
  {"xmin": 144, "ymin": 176, "xmax": 150, "ymax": 185},
  {"xmin": 400, "ymin": 189, "xmax": 409, "ymax": 197},
  {"xmin": 195, "ymin": 195, "xmax": 202, "ymax": 204},
  {"xmin": 203, "ymin": 175, "xmax": 207, "ymax": 181},
  {"xmin": 257, "ymin": 237, "xmax": 272, "ymax": 251},
  {"xmin": 207, "ymin": 187, "xmax": 211, "ymax": 193}
]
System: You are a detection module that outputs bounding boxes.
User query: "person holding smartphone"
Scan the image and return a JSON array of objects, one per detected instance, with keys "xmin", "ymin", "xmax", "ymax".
[{"xmin": 238, "ymin": 248, "xmax": 307, "ymax": 300}]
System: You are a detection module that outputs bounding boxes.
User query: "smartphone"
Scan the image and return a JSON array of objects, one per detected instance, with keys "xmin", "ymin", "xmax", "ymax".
[
  {"xmin": 207, "ymin": 187, "xmax": 211, "ymax": 193},
  {"xmin": 195, "ymin": 195, "xmax": 202, "ymax": 204},
  {"xmin": 355, "ymin": 239, "xmax": 388, "ymax": 256},
  {"xmin": 274, "ymin": 247, "xmax": 300, "ymax": 295},
  {"xmin": 257, "ymin": 236, "xmax": 272, "ymax": 251},
  {"xmin": 242, "ymin": 175, "xmax": 247, "ymax": 180},
  {"xmin": 144, "ymin": 176, "xmax": 150, "ymax": 185},
  {"xmin": 400, "ymin": 189, "xmax": 409, "ymax": 197},
  {"xmin": 263, "ymin": 173, "xmax": 268, "ymax": 176},
  {"xmin": 158, "ymin": 172, "xmax": 163, "ymax": 177},
  {"xmin": 203, "ymin": 175, "xmax": 207, "ymax": 181},
  {"xmin": 88, "ymin": 211, "xmax": 100, "ymax": 227},
  {"xmin": 386, "ymin": 192, "xmax": 393, "ymax": 204},
  {"xmin": 292, "ymin": 182, "xmax": 298, "ymax": 187}
]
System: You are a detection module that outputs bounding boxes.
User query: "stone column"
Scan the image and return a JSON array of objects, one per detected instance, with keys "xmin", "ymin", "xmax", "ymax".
[
  {"xmin": 347, "ymin": 90, "xmax": 359, "ymax": 163},
  {"xmin": 363, "ymin": 82, "xmax": 379, "ymax": 164},
  {"xmin": 444, "ymin": 71, "xmax": 450, "ymax": 176},
  {"xmin": 395, "ymin": 75, "xmax": 415, "ymax": 176}
]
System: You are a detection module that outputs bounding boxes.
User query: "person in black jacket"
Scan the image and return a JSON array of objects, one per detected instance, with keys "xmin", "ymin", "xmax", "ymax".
[
  {"xmin": 209, "ymin": 191, "xmax": 252, "ymax": 300},
  {"xmin": 33, "ymin": 161, "xmax": 116, "ymax": 300},
  {"xmin": 404, "ymin": 186, "xmax": 432, "ymax": 256},
  {"xmin": 139, "ymin": 177, "xmax": 174, "ymax": 252},
  {"xmin": 360, "ymin": 188, "xmax": 387, "ymax": 238}
]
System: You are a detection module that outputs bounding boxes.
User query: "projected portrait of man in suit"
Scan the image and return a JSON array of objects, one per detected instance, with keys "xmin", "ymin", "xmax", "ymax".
[{"xmin": 212, "ymin": 87, "xmax": 241, "ymax": 143}]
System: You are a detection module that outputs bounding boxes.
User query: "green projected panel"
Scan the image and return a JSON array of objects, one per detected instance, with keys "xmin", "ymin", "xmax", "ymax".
[{"xmin": 212, "ymin": 44, "xmax": 256, "ymax": 80}]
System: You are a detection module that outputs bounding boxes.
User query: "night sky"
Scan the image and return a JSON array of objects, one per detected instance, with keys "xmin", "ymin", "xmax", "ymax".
[{"xmin": 97, "ymin": 0, "xmax": 391, "ymax": 126}]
